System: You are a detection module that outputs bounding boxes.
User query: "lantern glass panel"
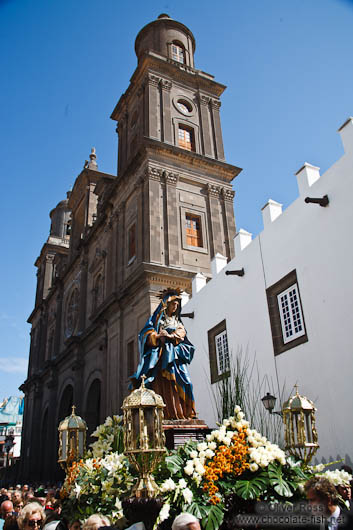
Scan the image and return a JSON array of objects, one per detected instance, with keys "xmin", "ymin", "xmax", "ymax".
[
  {"xmin": 305, "ymin": 413, "xmax": 313, "ymax": 443},
  {"xmin": 132, "ymin": 409, "xmax": 140, "ymax": 449},
  {"xmin": 144, "ymin": 408, "xmax": 154, "ymax": 446},
  {"xmin": 62, "ymin": 431, "xmax": 67, "ymax": 459},
  {"xmin": 78, "ymin": 431, "xmax": 84, "ymax": 456}
]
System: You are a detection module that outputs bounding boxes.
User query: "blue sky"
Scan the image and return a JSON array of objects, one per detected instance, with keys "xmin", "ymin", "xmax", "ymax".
[{"xmin": 1, "ymin": 0, "xmax": 352, "ymax": 399}]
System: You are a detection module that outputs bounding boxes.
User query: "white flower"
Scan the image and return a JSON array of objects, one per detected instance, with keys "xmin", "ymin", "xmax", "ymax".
[
  {"xmin": 115, "ymin": 498, "xmax": 122, "ymax": 510},
  {"xmin": 73, "ymin": 483, "xmax": 81, "ymax": 497},
  {"xmin": 184, "ymin": 464, "xmax": 194, "ymax": 476},
  {"xmin": 178, "ymin": 478, "xmax": 187, "ymax": 488},
  {"xmin": 159, "ymin": 503, "xmax": 170, "ymax": 522},
  {"xmin": 249, "ymin": 463, "xmax": 259, "ymax": 472},
  {"xmin": 105, "ymin": 416, "xmax": 113, "ymax": 427},
  {"xmin": 182, "ymin": 487, "xmax": 193, "ymax": 504},
  {"xmin": 195, "ymin": 463, "xmax": 205, "ymax": 475},
  {"xmin": 160, "ymin": 478, "xmax": 176, "ymax": 492},
  {"xmin": 205, "ymin": 449, "xmax": 215, "ymax": 459},
  {"xmin": 189, "ymin": 450, "xmax": 198, "ymax": 459},
  {"xmin": 197, "ymin": 442, "xmax": 208, "ymax": 452},
  {"xmin": 313, "ymin": 463, "xmax": 325, "ymax": 472},
  {"xmin": 322, "ymin": 469, "xmax": 352, "ymax": 487},
  {"xmin": 208, "ymin": 441, "xmax": 217, "ymax": 450},
  {"xmin": 234, "ymin": 405, "xmax": 241, "ymax": 413}
]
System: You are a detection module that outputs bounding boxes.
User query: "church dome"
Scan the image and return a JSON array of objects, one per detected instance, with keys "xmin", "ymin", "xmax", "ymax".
[
  {"xmin": 49, "ymin": 196, "xmax": 71, "ymax": 239},
  {"xmin": 135, "ymin": 14, "xmax": 196, "ymax": 68}
]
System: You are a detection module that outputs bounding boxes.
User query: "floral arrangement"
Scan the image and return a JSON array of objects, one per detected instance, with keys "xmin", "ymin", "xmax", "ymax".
[
  {"xmin": 320, "ymin": 469, "xmax": 352, "ymax": 487},
  {"xmin": 61, "ymin": 407, "xmax": 350, "ymax": 530},
  {"xmin": 61, "ymin": 416, "xmax": 131, "ymax": 526}
]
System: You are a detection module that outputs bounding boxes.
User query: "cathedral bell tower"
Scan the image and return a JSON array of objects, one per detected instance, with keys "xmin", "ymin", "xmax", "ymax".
[{"xmin": 108, "ymin": 14, "xmax": 241, "ymax": 301}]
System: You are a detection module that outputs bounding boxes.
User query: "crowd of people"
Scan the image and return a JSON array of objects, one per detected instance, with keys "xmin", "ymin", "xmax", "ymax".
[
  {"xmin": 0, "ymin": 485, "xmax": 201, "ymax": 530},
  {"xmin": 0, "ymin": 472, "xmax": 352, "ymax": 530}
]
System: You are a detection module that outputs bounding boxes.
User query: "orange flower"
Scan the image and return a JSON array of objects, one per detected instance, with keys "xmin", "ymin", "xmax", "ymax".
[{"xmin": 203, "ymin": 427, "xmax": 249, "ymax": 504}]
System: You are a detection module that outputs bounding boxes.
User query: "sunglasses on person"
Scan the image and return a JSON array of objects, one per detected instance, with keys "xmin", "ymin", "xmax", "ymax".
[{"xmin": 26, "ymin": 520, "xmax": 43, "ymax": 528}]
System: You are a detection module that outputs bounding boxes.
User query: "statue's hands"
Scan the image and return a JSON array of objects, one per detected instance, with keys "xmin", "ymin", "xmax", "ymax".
[{"xmin": 157, "ymin": 329, "xmax": 172, "ymax": 343}]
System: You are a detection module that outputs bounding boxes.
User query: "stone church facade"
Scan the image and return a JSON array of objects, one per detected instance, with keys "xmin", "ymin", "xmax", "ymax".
[{"xmin": 20, "ymin": 14, "xmax": 241, "ymax": 482}]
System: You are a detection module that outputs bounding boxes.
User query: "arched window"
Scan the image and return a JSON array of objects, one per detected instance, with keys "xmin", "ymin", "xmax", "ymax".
[
  {"xmin": 85, "ymin": 379, "xmax": 101, "ymax": 441},
  {"xmin": 171, "ymin": 42, "xmax": 185, "ymax": 64},
  {"xmin": 93, "ymin": 274, "xmax": 103, "ymax": 311},
  {"xmin": 58, "ymin": 385, "xmax": 74, "ymax": 422},
  {"xmin": 65, "ymin": 287, "xmax": 79, "ymax": 337}
]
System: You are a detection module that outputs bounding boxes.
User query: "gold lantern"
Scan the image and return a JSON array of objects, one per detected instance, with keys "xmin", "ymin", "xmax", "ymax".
[
  {"xmin": 282, "ymin": 385, "xmax": 319, "ymax": 464},
  {"xmin": 122, "ymin": 376, "xmax": 166, "ymax": 498},
  {"xmin": 58, "ymin": 405, "xmax": 87, "ymax": 469}
]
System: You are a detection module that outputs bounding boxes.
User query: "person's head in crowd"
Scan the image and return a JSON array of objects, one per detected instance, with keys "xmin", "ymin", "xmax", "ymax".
[
  {"xmin": 23, "ymin": 493, "xmax": 35, "ymax": 505},
  {"xmin": 305, "ymin": 476, "xmax": 339, "ymax": 516},
  {"xmin": 1, "ymin": 501, "xmax": 14, "ymax": 520},
  {"xmin": 82, "ymin": 514, "xmax": 110, "ymax": 530},
  {"xmin": 3, "ymin": 515, "xmax": 19, "ymax": 530},
  {"xmin": 21, "ymin": 487, "xmax": 29, "ymax": 495},
  {"xmin": 12, "ymin": 493, "xmax": 22, "ymax": 504},
  {"xmin": 68, "ymin": 520, "xmax": 81, "ymax": 530},
  {"xmin": 13, "ymin": 500, "xmax": 24, "ymax": 514},
  {"xmin": 337, "ymin": 483, "xmax": 352, "ymax": 502},
  {"xmin": 172, "ymin": 513, "xmax": 201, "ymax": 530},
  {"xmin": 17, "ymin": 502, "xmax": 45, "ymax": 530}
]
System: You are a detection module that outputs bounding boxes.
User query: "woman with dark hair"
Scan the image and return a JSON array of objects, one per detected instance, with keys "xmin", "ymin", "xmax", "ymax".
[{"xmin": 131, "ymin": 288, "xmax": 196, "ymax": 420}]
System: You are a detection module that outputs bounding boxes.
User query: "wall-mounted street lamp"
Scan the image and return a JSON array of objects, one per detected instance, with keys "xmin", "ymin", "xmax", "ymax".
[
  {"xmin": 180, "ymin": 312, "xmax": 194, "ymax": 319},
  {"xmin": 225, "ymin": 268, "xmax": 245, "ymax": 277},
  {"xmin": 304, "ymin": 195, "xmax": 329, "ymax": 207},
  {"xmin": 261, "ymin": 392, "xmax": 282, "ymax": 416}
]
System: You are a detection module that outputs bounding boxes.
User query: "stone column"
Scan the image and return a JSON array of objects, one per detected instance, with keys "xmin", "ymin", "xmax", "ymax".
[
  {"xmin": 206, "ymin": 184, "xmax": 224, "ymax": 257},
  {"xmin": 136, "ymin": 177, "xmax": 145, "ymax": 264},
  {"xmin": 78, "ymin": 255, "xmax": 88, "ymax": 333},
  {"xmin": 210, "ymin": 99, "xmax": 225, "ymax": 161},
  {"xmin": 144, "ymin": 74, "xmax": 160, "ymax": 140},
  {"xmin": 105, "ymin": 213, "xmax": 114, "ymax": 296},
  {"xmin": 29, "ymin": 383, "xmax": 43, "ymax": 481},
  {"xmin": 43, "ymin": 254, "xmax": 55, "ymax": 298},
  {"xmin": 53, "ymin": 283, "xmax": 63, "ymax": 358},
  {"xmin": 160, "ymin": 79, "xmax": 173, "ymax": 144},
  {"xmin": 146, "ymin": 166, "xmax": 163, "ymax": 264},
  {"xmin": 46, "ymin": 370, "xmax": 59, "ymax": 480},
  {"xmin": 198, "ymin": 95, "xmax": 213, "ymax": 157},
  {"xmin": 116, "ymin": 202, "xmax": 126, "ymax": 287},
  {"xmin": 221, "ymin": 187, "xmax": 236, "ymax": 260},
  {"xmin": 165, "ymin": 171, "xmax": 180, "ymax": 266}
]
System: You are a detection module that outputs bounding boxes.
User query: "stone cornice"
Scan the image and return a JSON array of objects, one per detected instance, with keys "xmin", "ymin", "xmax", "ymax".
[
  {"xmin": 111, "ymin": 53, "xmax": 226, "ymax": 121},
  {"xmin": 142, "ymin": 137, "xmax": 241, "ymax": 183}
]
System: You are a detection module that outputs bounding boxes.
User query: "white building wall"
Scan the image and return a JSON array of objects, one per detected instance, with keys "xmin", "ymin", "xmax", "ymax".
[{"xmin": 184, "ymin": 117, "xmax": 353, "ymax": 465}]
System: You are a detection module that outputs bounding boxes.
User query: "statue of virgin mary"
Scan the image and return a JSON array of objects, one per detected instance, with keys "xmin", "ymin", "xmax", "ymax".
[{"xmin": 130, "ymin": 288, "xmax": 196, "ymax": 420}]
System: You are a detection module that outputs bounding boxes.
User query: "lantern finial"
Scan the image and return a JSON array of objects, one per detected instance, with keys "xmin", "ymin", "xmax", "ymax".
[
  {"xmin": 71, "ymin": 405, "xmax": 76, "ymax": 415},
  {"xmin": 141, "ymin": 375, "xmax": 146, "ymax": 388}
]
